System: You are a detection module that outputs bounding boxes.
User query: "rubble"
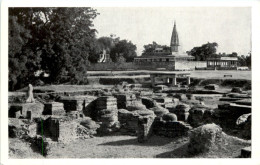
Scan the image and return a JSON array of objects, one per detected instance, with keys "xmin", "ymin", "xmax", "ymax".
[
  {"xmin": 95, "ymin": 96, "xmax": 120, "ymax": 135},
  {"xmin": 8, "ymin": 77, "xmax": 252, "ymax": 158},
  {"xmin": 77, "ymin": 118, "xmax": 100, "ymax": 139},
  {"xmin": 30, "ymin": 135, "xmax": 52, "ymax": 156},
  {"xmin": 188, "ymin": 124, "xmax": 224, "ymax": 153},
  {"xmin": 118, "ymin": 109, "xmax": 140, "ymax": 135}
]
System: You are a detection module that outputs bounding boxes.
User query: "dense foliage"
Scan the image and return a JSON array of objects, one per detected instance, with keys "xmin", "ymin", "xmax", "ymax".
[
  {"xmin": 142, "ymin": 42, "xmax": 171, "ymax": 56},
  {"xmin": 187, "ymin": 42, "xmax": 219, "ymax": 61},
  {"xmin": 8, "ymin": 8, "xmax": 137, "ymax": 91},
  {"xmin": 187, "ymin": 42, "xmax": 251, "ymax": 68}
]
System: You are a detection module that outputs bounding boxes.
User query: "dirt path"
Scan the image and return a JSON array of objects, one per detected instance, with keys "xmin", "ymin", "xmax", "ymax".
[{"xmin": 47, "ymin": 135, "xmax": 186, "ymax": 158}]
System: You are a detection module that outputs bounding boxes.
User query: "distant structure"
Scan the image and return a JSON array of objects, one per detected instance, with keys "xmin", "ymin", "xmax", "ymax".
[
  {"xmin": 98, "ymin": 50, "xmax": 112, "ymax": 63},
  {"xmin": 134, "ymin": 21, "xmax": 203, "ymax": 71},
  {"xmin": 170, "ymin": 21, "xmax": 180, "ymax": 53},
  {"xmin": 89, "ymin": 21, "xmax": 238, "ymax": 71},
  {"xmin": 206, "ymin": 57, "xmax": 238, "ymax": 70}
]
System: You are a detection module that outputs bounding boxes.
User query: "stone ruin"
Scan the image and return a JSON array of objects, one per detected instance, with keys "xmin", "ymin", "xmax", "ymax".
[
  {"xmin": 95, "ymin": 96, "xmax": 120, "ymax": 135},
  {"xmin": 42, "ymin": 102, "xmax": 65, "ymax": 116},
  {"xmin": 187, "ymin": 104, "xmax": 214, "ymax": 127},
  {"xmin": 8, "ymin": 82, "xmax": 252, "ymax": 157},
  {"xmin": 153, "ymin": 113, "xmax": 192, "ymax": 137},
  {"xmin": 188, "ymin": 123, "xmax": 224, "ymax": 153},
  {"xmin": 38, "ymin": 116, "xmax": 78, "ymax": 142}
]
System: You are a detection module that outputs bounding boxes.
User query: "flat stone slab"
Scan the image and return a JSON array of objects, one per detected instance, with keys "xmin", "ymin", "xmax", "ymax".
[
  {"xmin": 233, "ymin": 99, "xmax": 252, "ymax": 106},
  {"xmin": 219, "ymin": 97, "xmax": 243, "ymax": 102}
]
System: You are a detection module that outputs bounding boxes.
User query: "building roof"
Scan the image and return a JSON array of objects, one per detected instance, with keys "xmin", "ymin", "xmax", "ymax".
[{"xmin": 207, "ymin": 57, "xmax": 238, "ymax": 61}]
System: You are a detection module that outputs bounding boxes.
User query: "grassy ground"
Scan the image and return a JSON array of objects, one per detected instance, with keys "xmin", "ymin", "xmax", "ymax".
[
  {"xmin": 87, "ymin": 70, "xmax": 251, "ymax": 80},
  {"xmin": 9, "ymin": 134, "xmax": 250, "ymax": 158}
]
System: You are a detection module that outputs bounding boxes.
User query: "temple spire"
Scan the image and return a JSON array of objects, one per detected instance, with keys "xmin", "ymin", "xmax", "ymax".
[{"xmin": 170, "ymin": 20, "xmax": 179, "ymax": 53}]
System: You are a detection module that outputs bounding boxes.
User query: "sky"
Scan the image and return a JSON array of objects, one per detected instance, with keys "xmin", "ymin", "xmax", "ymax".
[{"xmin": 92, "ymin": 7, "xmax": 251, "ymax": 56}]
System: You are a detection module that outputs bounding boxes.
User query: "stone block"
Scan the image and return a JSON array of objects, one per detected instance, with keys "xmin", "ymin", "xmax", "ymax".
[
  {"xmin": 137, "ymin": 115, "xmax": 155, "ymax": 143},
  {"xmin": 39, "ymin": 117, "xmax": 78, "ymax": 143},
  {"xmin": 59, "ymin": 96, "xmax": 96, "ymax": 112},
  {"xmin": 43, "ymin": 102, "xmax": 65, "ymax": 116},
  {"xmin": 114, "ymin": 94, "xmax": 136, "ymax": 109},
  {"xmin": 96, "ymin": 96, "xmax": 117, "ymax": 111}
]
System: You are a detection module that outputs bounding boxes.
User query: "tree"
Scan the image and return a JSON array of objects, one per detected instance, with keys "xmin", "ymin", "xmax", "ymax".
[
  {"xmin": 187, "ymin": 42, "xmax": 218, "ymax": 61},
  {"xmin": 110, "ymin": 40, "xmax": 137, "ymax": 62},
  {"xmin": 8, "ymin": 9, "xmax": 40, "ymax": 90},
  {"xmin": 38, "ymin": 8, "xmax": 98, "ymax": 84},
  {"xmin": 9, "ymin": 8, "xmax": 99, "ymax": 90},
  {"xmin": 142, "ymin": 42, "xmax": 171, "ymax": 55},
  {"xmin": 246, "ymin": 52, "xmax": 251, "ymax": 68},
  {"xmin": 238, "ymin": 52, "xmax": 251, "ymax": 68}
]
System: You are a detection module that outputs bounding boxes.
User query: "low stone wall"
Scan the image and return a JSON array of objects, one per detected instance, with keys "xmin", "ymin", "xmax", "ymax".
[
  {"xmin": 9, "ymin": 103, "xmax": 44, "ymax": 120},
  {"xmin": 58, "ymin": 96, "xmax": 96, "ymax": 113}
]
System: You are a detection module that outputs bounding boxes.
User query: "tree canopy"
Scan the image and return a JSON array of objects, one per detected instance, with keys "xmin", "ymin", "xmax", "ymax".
[
  {"xmin": 186, "ymin": 42, "xmax": 218, "ymax": 61},
  {"xmin": 9, "ymin": 8, "xmax": 138, "ymax": 91},
  {"xmin": 9, "ymin": 7, "xmax": 99, "ymax": 90},
  {"xmin": 110, "ymin": 40, "xmax": 137, "ymax": 62},
  {"xmin": 142, "ymin": 42, "xmax": 171, "ymax": 55}
]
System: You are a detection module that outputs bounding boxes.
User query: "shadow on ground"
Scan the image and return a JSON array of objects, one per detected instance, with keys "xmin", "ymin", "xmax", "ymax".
[
  {"xmin": 98, "ymin": 135, "xmax": 175, "ymax": 147},
  {"xmin": 155, "ymin": 143, "xmax": 194, "ymax": 158}
]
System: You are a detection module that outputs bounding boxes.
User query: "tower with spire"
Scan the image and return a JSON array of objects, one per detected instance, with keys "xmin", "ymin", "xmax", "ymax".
[{"xmin": 170, "ymin": 21, "xmax": 180, "ymax": 53}]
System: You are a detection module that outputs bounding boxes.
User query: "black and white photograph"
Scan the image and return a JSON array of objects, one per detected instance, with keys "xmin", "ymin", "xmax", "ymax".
[{"xmin": 1, "ymin": 0, "xmax": 260, "ymax": 162}]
